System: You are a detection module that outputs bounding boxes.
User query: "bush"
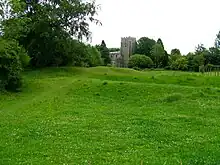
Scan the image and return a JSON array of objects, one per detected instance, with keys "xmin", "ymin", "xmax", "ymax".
[
  {"xmin": 170, "ymin": 57, "xmax": 188, "ymax": 71},
  {"xmin": 0, "ymin": 39, "xmax": 29, "ymax": 91},
  {"xmin": 128, "ymin": 54, "xmax": 153, "ymax": 69}
]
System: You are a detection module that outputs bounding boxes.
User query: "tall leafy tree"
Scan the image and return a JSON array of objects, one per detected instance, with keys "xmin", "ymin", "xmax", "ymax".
[
  {"xmin": 135, "ymin": 37, "xmax": 156, "ymax": 56},
  {"xmin": 3, "ymin": 0, "xmax": 101, "ymax": 40},
  {"xmin": 162, "ymin": 50, "xmax": 169, "ymax": 67},
  {"xmin": 205, "ymin": 47, "xmax": 220, "ymax": 65},
  {"xmin": 97, "ymin": 40, "xmax": 110, "ymax": 65},
  {"xmin": 1, "ymin": 0, "xmax": 102, "ymax": 67},
  {"xmin": 171, "ymin": 48, "xmax": 181, "ymax": 56},
  {"xmin": 101, "ymin": 40, "xmax": 106, "ymax": 46},
  {"xmin": 151, "ymin": 43, "xmax": 165, "ymax": 67},
  {"xmin": 156, "ymin": 38, "xmax": 169, "ymax": 67},
  {"xmin": 186, "ymin": 52, "xmax": 205, "ymax": 72},
  {"xmin": 157, "ymin": 38, "xmax": 164, "ymax": 49},
  {"xmin": 170, "ymin": 48, "xmax": 181, "ymax": 62},
  {"xmin": 192, "ymin": 54, "xmax": 205, "ymax": 71}
]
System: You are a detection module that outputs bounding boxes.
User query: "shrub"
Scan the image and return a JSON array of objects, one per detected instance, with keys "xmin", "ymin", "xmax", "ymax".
[
  {"xmin": 0, "ymin": 39, "xmax": 29, "ymax": 91},
  {"xmin": 128, "ymin": 54, "xmax": 153, "ymax": 69},
  {"xmin": 170, "ymin": 57, "xmax": 188, "ymax": 71}
]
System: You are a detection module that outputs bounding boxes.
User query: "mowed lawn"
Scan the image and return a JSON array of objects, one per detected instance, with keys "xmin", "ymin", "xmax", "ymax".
[{"xmin": 1, "ymin": 67, "xmax": 220, "ymax": 164}]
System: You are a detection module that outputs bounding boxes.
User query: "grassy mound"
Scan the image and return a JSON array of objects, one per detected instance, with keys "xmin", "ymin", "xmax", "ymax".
[{"xmin": 1, "ymin": 67, "xmax": 220, "ymax": 164}]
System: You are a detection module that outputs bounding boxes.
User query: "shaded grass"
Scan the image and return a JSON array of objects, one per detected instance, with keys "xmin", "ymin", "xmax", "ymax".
[{"xmin": 1, "ymin": 67, "xmax": 220, "ymax": 164}]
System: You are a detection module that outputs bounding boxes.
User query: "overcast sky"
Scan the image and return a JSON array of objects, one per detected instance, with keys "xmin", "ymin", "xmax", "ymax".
[{"xmin": 89, "ymin": 0, "xmax": 220, "ymax": 54}]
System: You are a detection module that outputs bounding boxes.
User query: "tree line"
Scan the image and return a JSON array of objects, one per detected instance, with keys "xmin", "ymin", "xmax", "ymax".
[
  {"xmin": 0, "ymin": 0, "xmax": 103, "ymax": 91},
  {"xmin": 98, "ymin": 34, "xmax": 220, "ymax": 72},
  {"xmin": 129, "ymin": 34, "xmax": 220, "ymax": 71}
]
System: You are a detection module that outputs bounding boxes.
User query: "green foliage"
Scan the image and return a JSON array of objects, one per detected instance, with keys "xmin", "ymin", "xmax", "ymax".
[
  {"xmin": 186, "ymin": 52, "xmax": 205, "ymax": 72},
  {"xmin": 155, "ymin": 39, "xmax": 168, "ymax": 67},
  {"xmin": 19, "ymin": 48, "xmax": 31, "ymax": 68},
  {"xmin": 131, "ymin": 33, "xmax": 220, "ymax": 72},
  {"xmin": 151, "ymin": 43, "xmax": 165, "ymax": 67},
  {"xmin": 170, "ymin": 56, "xmax": 188, "ymax": 71},
  {"xmin": 23, "ymin": 0, "xmax": 101, "ymax": 40},
  {"xmin": 157, "ymin": 38, "xmax": 164, "ymax": 49},
  {"xmin": 1, "ymin": 16, "xmax": 32, "ymax": 40},
  {"xmin": 133, "ymin": 37, "xmax": 169, "ymax": 68},
  {"xmin": 135, "ymin": 37, "xmax": 156, "ymax": 56},
  {"xmin": 96, "ymin": 40, "xmax": 111, "ymax": 65},
  {"xmin": 204, "ymin": 47, "xmax": 220, "ymax": 65},
  {"xmin": 2, "ymin": 14, "xmax": 98, "ymax": 67},
  {"xmin": 186, "ymin": 52, "xmax": 195, "ymax": 71},
  {"xmin": 192, "ymin": 54, "xmax": 205, "ymax": 72},
  {"xmin": 170, "ymin": 53, "xmax": 181, "ymax": 62},
  {"xmin": 0, "ymin": 0, "xmax": 101, "ymax": 68},
  {"xmin": 171, "ymin": 48, "xmax": 181, "ymax": 56},
  {"xmin": 87, "ymin": 45, "xmax": 103, "ymax": 67},
  {"xmin": 0, "ymin": 39, "xmax": 28, "ymax": 91},
  {"xmin": 25, "ymin": 29, "xmax": 89, "ymax": 67},
  {"xmin": 162, "ymin": 50, "xmax": 169, "ymax": 67},
  {"xmin": 169, "ymin": 49, "xmax": 188, "ymax": 71},
  {"xmin": 169, "ymin": 49, "xmax": 182, "ymax": 70},
  {"xmin": 101, "ymin": 48, "xmax": 111, "ymax": 65},
  {"xmin": 63, "ymin": 40, "xmax": 91, "ymax": 67},
  {"xmin": 128, "ymin": 54, "xmax": 153, "ymax": 69}
]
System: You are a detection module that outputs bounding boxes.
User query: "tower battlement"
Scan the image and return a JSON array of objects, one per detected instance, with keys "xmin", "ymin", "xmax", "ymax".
[{"xmin": 121, "ymin": 37, "xmax": 136, "ymax": 42}]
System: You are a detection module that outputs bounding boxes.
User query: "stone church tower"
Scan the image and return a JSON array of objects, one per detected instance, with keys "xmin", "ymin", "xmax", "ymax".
[{"xmin": 120, "ymin": 37, "xmax": 136, "ymax": 67}]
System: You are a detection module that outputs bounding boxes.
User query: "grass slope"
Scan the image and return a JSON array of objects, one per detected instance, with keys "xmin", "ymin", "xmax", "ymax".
[{"xmin": 1, "ymin": 67, "xmax": 220, "ymax": 164}]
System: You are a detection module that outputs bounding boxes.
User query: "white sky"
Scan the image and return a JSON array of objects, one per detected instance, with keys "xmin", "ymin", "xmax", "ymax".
[{"xmin": 89, "ymin": 0, "xmax": 220, "ymax": 54}]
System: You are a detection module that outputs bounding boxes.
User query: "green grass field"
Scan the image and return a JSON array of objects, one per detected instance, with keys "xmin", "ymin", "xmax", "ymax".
[{"xmin": 1, "ymin": 67, "xmax": 220, "ymax": 164}]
